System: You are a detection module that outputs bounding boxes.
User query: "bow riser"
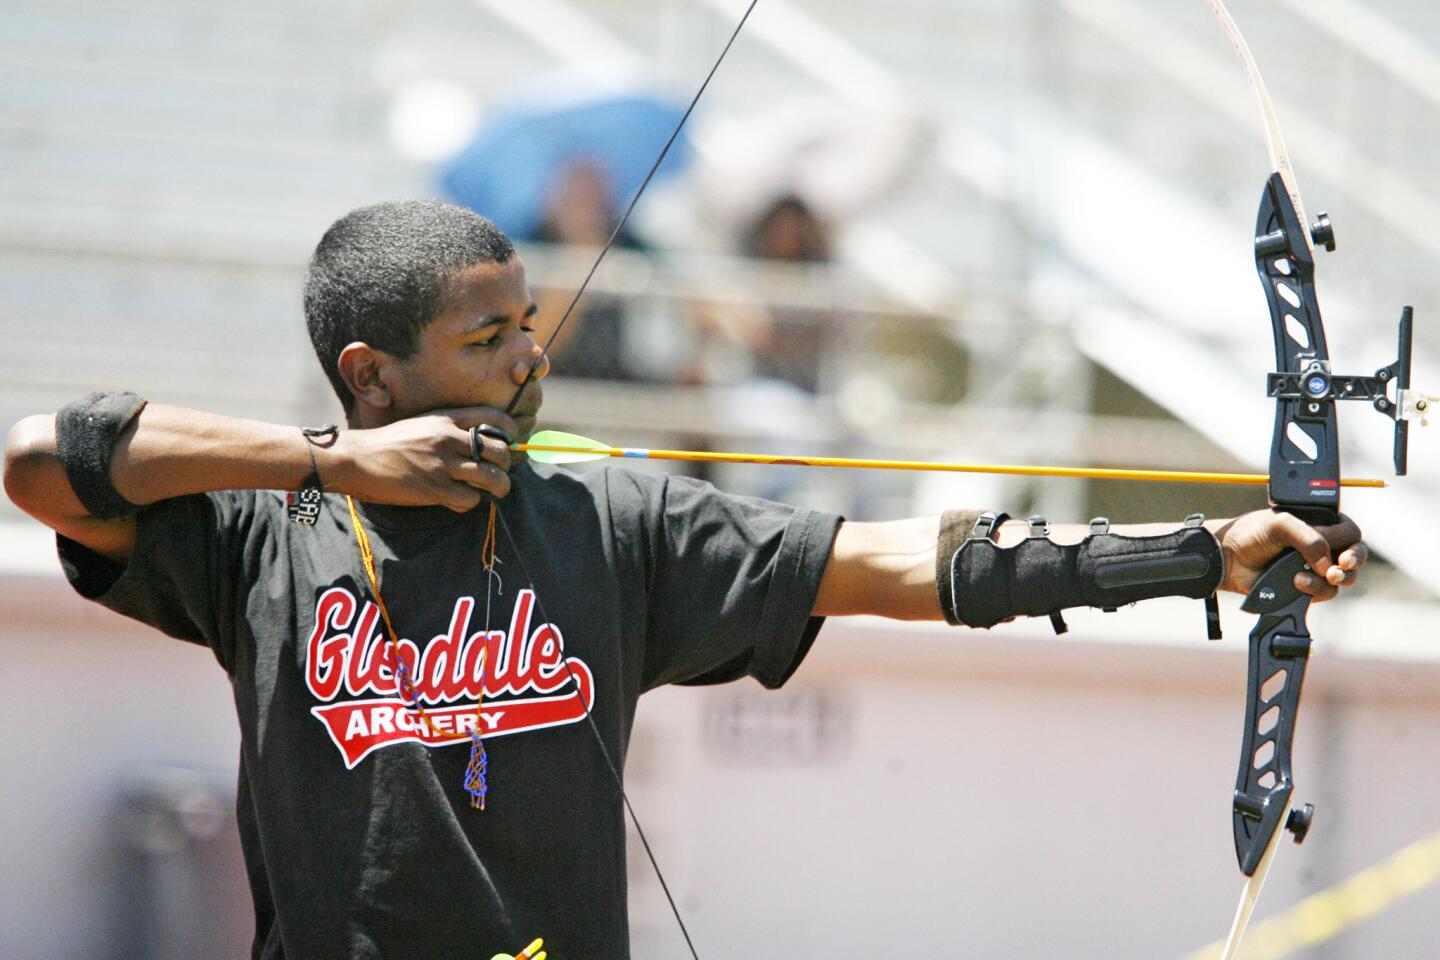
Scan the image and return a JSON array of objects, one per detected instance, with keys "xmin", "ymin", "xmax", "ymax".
[
  {"xmin": 1232, "ymin": 174, "xmax": 1340, "ymax": 881},
  {"xmin": 1234, "ymin": 170, "xmax": 1416, "ymax": 880},
  {"xmin": 1232, "ymin": 175, "xmax": 1336, "ymax": 879}
]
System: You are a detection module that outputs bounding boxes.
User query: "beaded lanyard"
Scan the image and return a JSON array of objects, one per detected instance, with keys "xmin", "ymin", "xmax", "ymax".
[{"xmin": 344, "ymin": 496, "xmax": 496, "ymax": 810}]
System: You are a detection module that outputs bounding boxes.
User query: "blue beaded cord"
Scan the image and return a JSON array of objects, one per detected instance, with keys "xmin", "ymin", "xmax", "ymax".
[{"xmin": 464, "ymin": 502, "xmax": 499, "ymax": 810}]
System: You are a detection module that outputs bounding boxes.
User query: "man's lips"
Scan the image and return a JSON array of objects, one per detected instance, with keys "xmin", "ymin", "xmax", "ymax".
[
  {"xmin": 511, "ymin": 410, "xmax": 540, "ymax": 446},
  {"xmin": 510, "ymin": 386, "xmax": 542, "ymax": 441}
]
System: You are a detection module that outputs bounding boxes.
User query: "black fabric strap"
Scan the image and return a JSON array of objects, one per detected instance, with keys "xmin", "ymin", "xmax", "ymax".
[
  {"xmin": 948, "ymin": 521, "xmax": 1223, "ymax": 630},
  {"xmin": 54, "ymin": 391, "xmax": 147, "ymax": 519}
]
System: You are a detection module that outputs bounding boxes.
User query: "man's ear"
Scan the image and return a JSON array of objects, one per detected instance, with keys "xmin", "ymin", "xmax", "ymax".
[{"xmin": 337, "ymin": 342, "xmax": 393, "ymax": 412}]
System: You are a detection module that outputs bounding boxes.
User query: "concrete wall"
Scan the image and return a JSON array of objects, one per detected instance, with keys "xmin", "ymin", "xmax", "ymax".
[
  {"xmin": 0, "ymin": 564, "xmax": 249, "ymax": 959},
  {"xmin": 5, "ymin": 548, "xmax": 1439, "ymax": 959}
]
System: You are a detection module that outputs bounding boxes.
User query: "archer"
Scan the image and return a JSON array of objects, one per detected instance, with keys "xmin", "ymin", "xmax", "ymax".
[{"xmin": 3, "ymin": 200, "xmax": 1367, "ymax": 958}]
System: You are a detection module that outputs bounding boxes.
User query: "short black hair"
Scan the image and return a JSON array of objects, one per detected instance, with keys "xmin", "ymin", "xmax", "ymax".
[{"xmin": 304, "ymin": 199, "xmax": 516, "ymax": 414}]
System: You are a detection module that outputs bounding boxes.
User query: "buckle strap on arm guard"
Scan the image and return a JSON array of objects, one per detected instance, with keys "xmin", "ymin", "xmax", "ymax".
[{"xmin": 947, "ymin": 512, "xmax": 1223, "ymax": 634}]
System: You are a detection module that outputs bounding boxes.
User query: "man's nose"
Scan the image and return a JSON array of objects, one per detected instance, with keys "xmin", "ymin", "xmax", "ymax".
[{"xmin": 513, "ymin": 346, "xmax": 550, "ymax": 384}]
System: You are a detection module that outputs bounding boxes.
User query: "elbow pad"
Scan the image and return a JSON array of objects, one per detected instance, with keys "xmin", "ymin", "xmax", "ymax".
[{"xmin": 55, "ymin": 391, "xmax": 147, "ymax": 519}]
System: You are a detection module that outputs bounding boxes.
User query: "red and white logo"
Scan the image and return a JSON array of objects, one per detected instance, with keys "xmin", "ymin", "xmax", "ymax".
[{"xmin": 304, "ymin": 586, "xmax": 594, "ymax": 768}]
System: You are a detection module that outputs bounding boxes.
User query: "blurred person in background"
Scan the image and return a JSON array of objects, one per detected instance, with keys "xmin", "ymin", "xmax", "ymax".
[
  {"xmin": 739, "ymin": 193, "xmax": 835, "ymax": 394},
  {"xmin": 691, "ymin": 192, "xmax": 841, "ymax": 503},
  {"xmin": 3, "ymin": 199, "xmax": 1370, "ymax": 959},
  {"xmin": 744, "ymin": 192, "xmax": 831, "ymax": 264},
  {"xmin": 526, "ymin": 159, "xmax": 651, "ymax": 383},
  {"xmin": 696, "ymin": 193, "xmax": 835, "ymax": 394}
]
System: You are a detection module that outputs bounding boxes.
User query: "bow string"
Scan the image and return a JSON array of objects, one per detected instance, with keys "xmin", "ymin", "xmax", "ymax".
[{"xmin": 481, "ymin": 4, "xmax": 761, "ymax": 957}]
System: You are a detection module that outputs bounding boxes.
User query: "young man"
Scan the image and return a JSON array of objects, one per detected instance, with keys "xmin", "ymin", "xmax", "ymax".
[{"xmin": 3, "ymin": 200, "xmax": 1365, "ymax": 958}]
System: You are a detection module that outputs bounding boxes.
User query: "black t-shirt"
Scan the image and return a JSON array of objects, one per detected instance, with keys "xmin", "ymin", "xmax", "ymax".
[{"xmin": 59, "ymin": 461, "xmax": 841, "ymax": 960}]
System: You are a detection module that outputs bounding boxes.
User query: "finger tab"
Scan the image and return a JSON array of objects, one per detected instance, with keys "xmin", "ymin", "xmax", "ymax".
[{"xmin": 475, "ymin": 423, "xmax": 514, "ymax": 445}]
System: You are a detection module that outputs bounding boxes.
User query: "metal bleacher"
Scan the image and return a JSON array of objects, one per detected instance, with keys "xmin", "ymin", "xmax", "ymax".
[{"xmin": 1, "ymin": 0, "xmax": 1436, "ymax": 595}]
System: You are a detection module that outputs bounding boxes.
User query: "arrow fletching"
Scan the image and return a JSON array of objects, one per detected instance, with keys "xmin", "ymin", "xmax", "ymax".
[{"xmin": 519, "ymin": 430, "xmax": 616, "ymax": 463}]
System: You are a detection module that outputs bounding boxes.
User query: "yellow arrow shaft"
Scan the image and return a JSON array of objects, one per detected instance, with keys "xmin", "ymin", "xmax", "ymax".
[{"xmin": 515, "ymin": 443, "xmax": 1386, "ymax": 488}]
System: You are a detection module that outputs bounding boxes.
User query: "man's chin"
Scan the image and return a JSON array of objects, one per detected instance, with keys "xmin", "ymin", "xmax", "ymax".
[{"xmin": 508, "ymin": 414, "xmax": 540, "ymax": 468}]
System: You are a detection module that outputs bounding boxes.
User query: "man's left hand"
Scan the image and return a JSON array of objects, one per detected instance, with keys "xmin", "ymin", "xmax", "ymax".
[{"xmin": 1206, "ymin": 510, "xmax": 1368, "ymax": 601}]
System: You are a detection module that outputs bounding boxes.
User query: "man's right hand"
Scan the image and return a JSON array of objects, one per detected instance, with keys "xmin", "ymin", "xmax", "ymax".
[{"xmin": 328, "ymin": 407, "xmax": 519, "ymax": 513}]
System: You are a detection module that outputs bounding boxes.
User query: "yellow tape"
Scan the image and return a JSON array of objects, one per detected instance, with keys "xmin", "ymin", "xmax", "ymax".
[{"xmin": 1182, "ymin": 827, "xmax": 1440, "ymax": 960}]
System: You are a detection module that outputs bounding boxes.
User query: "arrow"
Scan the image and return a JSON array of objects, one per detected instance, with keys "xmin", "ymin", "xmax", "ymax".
[{"xmin": 515, "ymin": 430, "xmax": 1386, "ymax": 489}]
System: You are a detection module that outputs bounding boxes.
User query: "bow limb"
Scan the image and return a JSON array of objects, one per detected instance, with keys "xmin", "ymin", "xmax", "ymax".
[
  {"xmin": 1218, "ymin": 825, "xmax": 1285, "ymax": 960},
  {"xmin": 1202, "ymin": 0, "xmax": 1312, "ymax": 245}
]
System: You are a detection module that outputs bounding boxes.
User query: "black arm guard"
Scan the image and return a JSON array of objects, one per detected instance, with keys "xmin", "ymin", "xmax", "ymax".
[
  {"xmin": 948, "ymin": 513, "xmax": 1223, "ymax": 632},
  {"xmin": 55, "ymin": 391, "xmax": 148, "ymax": 519}
]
